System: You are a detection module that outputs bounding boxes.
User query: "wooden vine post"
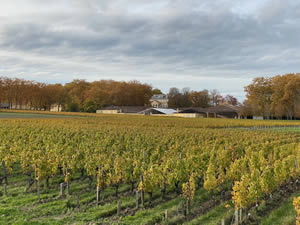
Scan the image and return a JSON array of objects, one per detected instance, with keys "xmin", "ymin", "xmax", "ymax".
[
  {"xmin": 117, "ymin": 200, "xmax": 121, "ymax": 217},
  {"xmin": 37, "ymin": 179, "xmax": 40, "ymax": 202},
  {"xmin": 136, "ymin": 191, "xmax": 139, "ymax": 209},
  {"xmin": 34, "ymin": 164, "xmax": 40, "ymax": 202},
  {"xmin": 77, "ymin": 195, "xmax": 80, "ymax": 209},
  {"xmin": 140, "ymin": 175, "xmax": 144, "ymax": 208},
  {"xmin": 65, "ymin": 168, "xmax": 70, "ymax": 195},
  {"xmin": 60, "ymin": 183, "xmax": 65, "ymax": 196},
  {"xmin": 2, "ymin": 161, "xmax": 7, "ymax": 185},
  {"xmin": 165, "ymin": 209, "xmax": 168, "ymax": 221},
  {"xmin": 2, "ymin": 161, "xmax": 8, "ymax": 196},
  {"xmin": 4, "ymin": 183, "xmax": 7, "ymax": 196},
  {"xmin": 34, "ymin": 165, "xmax": 38, "ymax": 191},
  {"xmin": 96, "ymin": 186, "xmax": 100, "ymax": 205},
  {"xmin": 239, "ymin": 208, "xmax": 242, "ymax": 223},
  {"xmin": 96, "ymin": 170, "xmax": 103, "ymax": 205},
  {"xmin": 234, "ymin": 210, "xmax": 239, "ymax": 225}
]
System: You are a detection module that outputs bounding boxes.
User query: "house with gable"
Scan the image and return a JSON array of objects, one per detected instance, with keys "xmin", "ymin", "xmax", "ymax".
[{"xmin": 150, "ymin": 94, "xmax": 168, "ymax": 108}]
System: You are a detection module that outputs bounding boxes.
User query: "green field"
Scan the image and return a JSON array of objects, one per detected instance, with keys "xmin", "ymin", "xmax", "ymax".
[
  {"xmin": 1, "ymin": 165, "xmax": 298, "ymax": 225},
  {"xmin": 0, "ymin": 112, "xmax": 299, "ymax": 225}
]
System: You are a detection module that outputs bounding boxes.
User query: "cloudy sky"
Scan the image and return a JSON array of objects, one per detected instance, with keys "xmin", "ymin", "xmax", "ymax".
[{"xmin": 1, "ymin": 0, "xmax": 299, "ymax": 99}]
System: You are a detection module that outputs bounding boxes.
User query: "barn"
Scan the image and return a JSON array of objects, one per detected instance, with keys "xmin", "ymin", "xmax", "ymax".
[
  {"xmin": 96, "ymin": 106, "xmax": 148, "ymax": 114},
  {"xmin": 0, "ymin": 103, "xmax": 9, "ymax": 109},
  {"xmin": 177, "ymin": 105, "xmax": 240, "ymax": 119},
  {"xmin": 138, "ymin": 108, "xmax": 176, "ymax": 115}
]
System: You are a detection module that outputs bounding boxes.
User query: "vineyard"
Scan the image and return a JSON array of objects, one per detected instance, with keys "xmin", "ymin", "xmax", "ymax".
[{"xmin": 0, "ymin": 114, "xmax": 299, "ymax": 224}]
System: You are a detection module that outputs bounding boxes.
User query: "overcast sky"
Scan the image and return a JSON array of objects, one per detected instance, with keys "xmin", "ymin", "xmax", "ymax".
[{"xmin": 1, "ymin": 0, "xmax": 299, "ymax": 100}]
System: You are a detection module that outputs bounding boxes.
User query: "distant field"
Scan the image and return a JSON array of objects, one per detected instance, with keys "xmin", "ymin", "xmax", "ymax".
[{"xmin": 269, "ymin": 127, "xmax": 300, "ymax": 132}]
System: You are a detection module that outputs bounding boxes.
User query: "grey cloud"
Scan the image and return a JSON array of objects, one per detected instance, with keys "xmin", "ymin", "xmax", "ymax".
[
  {"xmin": 0, "ymin": 0, "xmax": 300, "ymax": 99},
  {"xmin": 1, "ymin": 22, "xmax": 121, "ymax": 52}
]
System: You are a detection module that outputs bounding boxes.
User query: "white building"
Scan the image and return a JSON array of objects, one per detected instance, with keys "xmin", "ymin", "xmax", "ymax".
[
  {"xmin": 50, "ymin": 104, "xmax": 62, "ymax": 112},
  {"xmin": 139, "ymin": 108, "xmax": 176, "ymax": 115},
  {"xmin": 150, "ymin": 94, "xmax": 168, "ymax": 108}
]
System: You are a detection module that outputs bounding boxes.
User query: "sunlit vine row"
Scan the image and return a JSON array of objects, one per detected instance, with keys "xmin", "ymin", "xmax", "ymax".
[{"xmin": 0, "ymin": 117, "xmax": 299, "ymax": 214}]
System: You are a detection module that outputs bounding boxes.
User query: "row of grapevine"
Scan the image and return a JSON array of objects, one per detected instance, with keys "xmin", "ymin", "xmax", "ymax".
[{"xmin": 0, "ymin": 117, "xmax": 299, "ymax": 217}]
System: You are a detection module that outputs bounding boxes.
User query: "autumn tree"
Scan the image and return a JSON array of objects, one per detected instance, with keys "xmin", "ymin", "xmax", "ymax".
[
  {"xmin": 189, "ymin": 90, "xmax": 210, "ymax": 107},
  {"xmin": 282, "ymin": 74, "xmax": 300, "ymax": 119},
  {"xmin": 245, "ymin": 74, "xmax": 300, "ymax": 119},
  {"xmin": 223, "ymin": 95, "xmax": 238, "ymax": 106},
  {"xmin": 168, "ymin": 87, "xmax": 181, "ymax": 108},
  {"xmin": 65, "ymin": 79, "xmax": 90, "ymax": 111},
  {"xmin": 168, "ymin": 87, "xmax": 192, "ymax": 108},
  {"xmin": 244, "ymin": 77, "xmax": 273, "ymax": 119},
  {"xmin": 209, "ymin": 89, "xmax": 223, "ymax": 106},
  {"xmin": 85, "ymin": 80, "xmax": 152, "ymax": 109},
  {"xmin": 152, "ymin": 88, "xmax": 163, "ymax": 95}
]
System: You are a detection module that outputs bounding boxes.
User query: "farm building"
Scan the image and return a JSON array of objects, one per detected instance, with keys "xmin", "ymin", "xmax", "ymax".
[
  {"xmin": 96, "ymin": 104, "xmax": 240, "ymax": 118},
  {"xmin": 50, "ymin": 104, "xmax": 62, "ymax": 112},
  {"xmin": 138, "ymin": 108, "xmax": 176, "ymax": 115},
  {"xmin": 206, "ymin": 105, "xmax": 240, "ymax": 118},
  {"xmin": 177, "ymin": 105, "xmax": 240, "ymax": 119},
  {"xmin": 150, "ymin": 94, "xmax": 168, "ymax": 108},
  {"xmin": 0, "ymin": 103, "xmax": 9, "ymax": 109},
  {"xmin": 175, "ymin": 108, "xmax": 207, "ymax": 118},
  {"xmin": 253, "ymin": 116, "xmax": 264, "ymax": 120},
  {"xmin": 173, "ymin": 112, "xmax": 206, "ymax": 118},
  {"xmin": 96, "ymin": 106, "xmax": 148, "ymax": 114}
]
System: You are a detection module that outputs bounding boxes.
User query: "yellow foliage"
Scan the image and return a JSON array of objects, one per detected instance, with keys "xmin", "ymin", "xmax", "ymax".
[
  {"xmin": 182, "ymin": 173, "xmax": 196, "ymax": 201},
  {"xmin": 232, "ymin": 175, "xmax": 251, "ymax": 209},
  {"xmin": 294, "ymin": 197, "xmax": 300, "ymax": 225},
  {"xmin": 204, "ymin": 163, "xmax": 217, "ymax": 191}
]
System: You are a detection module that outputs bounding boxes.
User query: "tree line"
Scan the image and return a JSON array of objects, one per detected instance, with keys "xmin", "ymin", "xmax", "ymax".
[
  {"xmin": 2, "ymin": 74, "xmax": 298, "ymax": 117},
  {"xmin": 242, "ymin": 73, "xmax": 300, "ymax": 119},
  {"xmin": 0, "ymin": 77, "xmax": 238, "ymax": 112},
  {"xmin": 0, "ymin": 78, "xmax": 153, "ymax": 112},
  {"xmin": 166, "ymin": 87, "xmax": 238, "ymax": 108}
]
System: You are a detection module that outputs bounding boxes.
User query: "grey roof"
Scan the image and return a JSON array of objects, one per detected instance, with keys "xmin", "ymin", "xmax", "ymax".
[
  {"xmin": 0, "ymin": 103, "xmax": 9, "ymax": 107},
  {"xmin": 178, "ymin": 107, "xmax": 207, "ymax": 114},
  {"xmin": 98, "ymin": 106, "xmax": 148, "ymax": 113},
  {"xmin": 139, "ymin": 108, "xmax": 176, "ymax": 115},
  {"xmin": 179, "ymin": 105, "xmax": 240, "ymax": 114},
  {"xmin": 206, "ymin": 105, "xmax": 240, "ymax": 113}
]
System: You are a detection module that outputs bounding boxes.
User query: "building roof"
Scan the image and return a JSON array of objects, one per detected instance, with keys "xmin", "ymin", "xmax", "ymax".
[
  {"xmin": 178, "ymin": 107, "xmax": 207, "ymax": 114},
  {"xmin": 179, "ymin": 105, "xmax": 240, "ymax": 114},
  {"xmin": 154, "ymin": 108, "xmax": 176, "ymax": 114},
  {"xmin": 98, "ymin": 106, "xmax": 148, "ymax": 113},
  {"xmin": 0, "ymin": 103, "xmax": 9, "ymax": 107},
  {"xmin": 206, "ymin": 105, "xmax": 240, "ymax": 113},
  {"xmin": 139, "ymin": 108, "xmax": 176, "ymax": 115}
]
